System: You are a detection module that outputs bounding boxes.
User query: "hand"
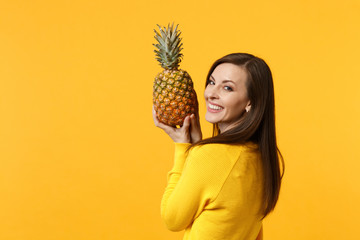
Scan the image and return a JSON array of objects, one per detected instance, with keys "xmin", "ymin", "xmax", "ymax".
[{"xmin": 153, "ymin": 107, "xmax": 202, "ymax": 144}]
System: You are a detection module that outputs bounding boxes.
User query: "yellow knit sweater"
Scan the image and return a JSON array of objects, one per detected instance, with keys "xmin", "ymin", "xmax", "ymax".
[{"xmin": 161, "ymin": 142, "xmax": 264, "ymax": 240}]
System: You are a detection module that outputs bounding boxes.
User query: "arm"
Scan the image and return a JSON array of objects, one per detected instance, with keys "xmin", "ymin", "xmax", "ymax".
[
  {"xmin": 160, "ymin": 143, "xmax": 215, "ymax": 231},
  {"xmin": 160, "ymin": 143, "xmax": 192, "ymax": 231},
  {"xmin": 153, "ymin": 105, "xmax": 204, "ymax": 230}
]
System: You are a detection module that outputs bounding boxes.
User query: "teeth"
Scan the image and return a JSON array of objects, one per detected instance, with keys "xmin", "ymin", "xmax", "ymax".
[{"xmin": 209, "ymin": 103, "xmax": 223, "ymax": 110}]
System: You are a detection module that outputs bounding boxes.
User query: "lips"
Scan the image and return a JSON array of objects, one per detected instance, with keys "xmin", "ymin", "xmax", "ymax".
[{"xmin": 207, "ymin": 102, "xmax": 224, "ymax": 113}]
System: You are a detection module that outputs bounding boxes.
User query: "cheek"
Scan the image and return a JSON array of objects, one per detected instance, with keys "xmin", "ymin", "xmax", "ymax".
[
  {"xmin": 204, "ymin": 87, "xmax": 209, "ymax": 100},
  {"xmin": 225, "ymin": 97, "xmax": 248, "ymax": 115}
]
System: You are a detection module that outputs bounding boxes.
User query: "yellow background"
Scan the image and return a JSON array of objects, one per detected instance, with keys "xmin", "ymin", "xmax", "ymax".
[{"xmin": 1, "ymin": 0, "xmax": 359, "ymax": 239}]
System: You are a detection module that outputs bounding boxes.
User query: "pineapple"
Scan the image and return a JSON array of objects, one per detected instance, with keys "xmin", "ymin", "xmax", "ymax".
[{"xmin": 153, "ymin": 23, "xmax": 197, "ymax": 127}]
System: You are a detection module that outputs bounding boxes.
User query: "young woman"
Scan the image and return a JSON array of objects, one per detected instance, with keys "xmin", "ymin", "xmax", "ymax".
[{"xmin": 153, "ymin": 53, "xmax": 284, "ymax": 240}]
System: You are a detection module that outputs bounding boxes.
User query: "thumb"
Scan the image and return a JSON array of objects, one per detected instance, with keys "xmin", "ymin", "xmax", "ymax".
[
  {"xmin": 176, "ymin": 115, "xmax": 191, "ymax": 143},
  {"xmin": 180, "ymin": 115, "xmax": 192, "ymax": 139},
  {"xmin": 182, "ymin": 115, "xmax": 191, "ymax": 131}
]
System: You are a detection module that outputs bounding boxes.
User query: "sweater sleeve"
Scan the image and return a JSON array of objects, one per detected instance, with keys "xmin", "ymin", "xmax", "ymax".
[{"xmin": 160, "ymin": 143, "xmax": 238, "ymax": 232}]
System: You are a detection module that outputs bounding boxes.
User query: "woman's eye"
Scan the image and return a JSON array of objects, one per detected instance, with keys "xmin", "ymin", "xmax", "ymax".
[
  {"xmin": 208, "ymin": 80, "xmax": 215, "ymax": 85},
  {"xmin": 224, "ymin": 86, "xmax": 233, "ymax": 91}
]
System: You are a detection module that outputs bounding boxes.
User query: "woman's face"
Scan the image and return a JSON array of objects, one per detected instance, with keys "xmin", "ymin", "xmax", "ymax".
[{"xmin": 204, "ymin": 63, "xmax": 251, "ymax": 132}]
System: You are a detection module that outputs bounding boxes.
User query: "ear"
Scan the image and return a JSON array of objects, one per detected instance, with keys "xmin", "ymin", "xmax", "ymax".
[{"xmin": 245, "ymin": 101, "xmax": 251, "ymax": 113}]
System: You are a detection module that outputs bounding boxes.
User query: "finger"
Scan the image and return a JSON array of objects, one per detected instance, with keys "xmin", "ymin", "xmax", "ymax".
[
  {"xmin": 190, "ymin": 114, "xmax": 197, "ymax": 127},
  {"xmin": 181, "ymin": 115, "xmax": 191, "ymax": 131},
  {"xmin": 153, "ymin": 107, "xmax": 174, "ymax": 132},
  {"xmin": 177, "ymin": 116, "xmax": 191, "ymax": 143},
  {"xmin": 190, "ymin": 114, "xmax": 202, "ymax": 143},
  {"xmin": 152, "ymin": 107, "xmax": 160, "ymax": 126},
  {"xmin": 152, "ymin": 107, "xmax": 165, "ymax": 127},
  {"xmin": 156, "ymin": 120, "xmax": 174, "ymax": 133},
  {"xmin": 189, "ymin": 111, "xmax": 200, "ymax": 126}
]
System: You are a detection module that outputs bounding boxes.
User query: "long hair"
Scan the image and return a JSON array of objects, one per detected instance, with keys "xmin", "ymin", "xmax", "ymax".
[{"xmin": 192, "ymin": 53, "xmax": 284, "ymax": 219}]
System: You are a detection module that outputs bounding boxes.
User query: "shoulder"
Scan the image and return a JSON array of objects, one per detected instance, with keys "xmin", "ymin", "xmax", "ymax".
[
  {"xmin": 190, "ymin": 142, "xmax": 258, "ymax": 157},
  {"xmin": 184, "ymin": 142, "xmax": 260, "ymax": 183},
  {"xmin": 187, "ymin": 142, "xmax": 259, "ymax": 166}
]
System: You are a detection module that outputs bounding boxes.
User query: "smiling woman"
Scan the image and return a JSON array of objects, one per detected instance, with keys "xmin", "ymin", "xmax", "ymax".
[{"xmin": 153, "ymin": 53, "xmax": 284, "ymax": 240}]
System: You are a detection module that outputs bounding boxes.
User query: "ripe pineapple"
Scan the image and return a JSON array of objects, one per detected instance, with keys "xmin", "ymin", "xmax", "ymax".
[{"xmin": 153, "ymin": 23, "xmax": 197, "ymax": 127}]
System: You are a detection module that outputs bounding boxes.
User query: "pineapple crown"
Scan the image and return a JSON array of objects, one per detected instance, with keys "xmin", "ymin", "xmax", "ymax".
[{"xmin": 153, "ymin": 23, "xmax": 183, "ymax": 70}]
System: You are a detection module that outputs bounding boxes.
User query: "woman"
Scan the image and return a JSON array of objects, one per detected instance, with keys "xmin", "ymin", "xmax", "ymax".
[{"xmin": 153, "ymin": 53, "xmax": 284, "ymax": 240}]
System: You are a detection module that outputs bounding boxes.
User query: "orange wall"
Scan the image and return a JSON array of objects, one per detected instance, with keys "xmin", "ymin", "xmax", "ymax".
[{"xmin": 0, "ymin": 0, "xmax": 359, "ymax": 239}]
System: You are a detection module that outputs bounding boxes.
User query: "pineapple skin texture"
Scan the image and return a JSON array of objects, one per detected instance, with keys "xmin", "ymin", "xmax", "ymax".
[{"xmin": 153, "ymin": 68, "xmax": 196, "ymax": 127}]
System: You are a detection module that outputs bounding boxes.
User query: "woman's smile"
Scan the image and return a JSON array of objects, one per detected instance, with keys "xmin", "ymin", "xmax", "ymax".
[{"xmin": 207, "ymin": 102, "xmax": 224, "ymax": 112}]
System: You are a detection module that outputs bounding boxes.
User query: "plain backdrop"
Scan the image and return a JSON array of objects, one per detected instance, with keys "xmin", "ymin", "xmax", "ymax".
[{"xmin": 0, "ymin": 0, "xmax": 359, "ymax": 239}]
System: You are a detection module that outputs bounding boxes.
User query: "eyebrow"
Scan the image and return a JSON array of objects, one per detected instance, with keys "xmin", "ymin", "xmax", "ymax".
[{"xmin": 210, "ymin": 75, "xmax": 235, "ymax": 84}]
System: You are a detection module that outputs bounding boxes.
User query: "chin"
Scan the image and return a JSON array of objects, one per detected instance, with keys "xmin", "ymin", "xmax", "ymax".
[{"xmin": 205, "ymin": 114, "xmax": 220, "ymax": 124}]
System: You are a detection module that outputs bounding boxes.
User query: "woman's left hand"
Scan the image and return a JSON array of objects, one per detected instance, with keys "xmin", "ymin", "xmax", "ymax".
[
  {"xmin": 153, "ymin": 107, "xmax": 192, "ymax": 143},
  {"xmin": 153, "ymin": 108, "xmax": 202, "ymax": 143},
  {"xmin": 153, "ymin": 92, "xmax": 202, "ymax": 144}
]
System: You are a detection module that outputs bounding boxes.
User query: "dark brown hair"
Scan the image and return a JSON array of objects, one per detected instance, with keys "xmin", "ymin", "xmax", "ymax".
[{"xmin": 192, "ymin": 53, "xmax": 284, "ymax": 219}]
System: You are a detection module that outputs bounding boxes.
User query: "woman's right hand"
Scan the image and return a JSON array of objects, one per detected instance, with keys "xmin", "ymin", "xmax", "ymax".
[{"xmin": 153, "ymin": 107, "xmax": 202, "ymax": 144}]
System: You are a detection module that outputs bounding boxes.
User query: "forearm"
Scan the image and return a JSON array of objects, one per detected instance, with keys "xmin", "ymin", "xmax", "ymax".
[{"xmin": 161, "ymin": 143, "xmax": 191, "ymax": 230}]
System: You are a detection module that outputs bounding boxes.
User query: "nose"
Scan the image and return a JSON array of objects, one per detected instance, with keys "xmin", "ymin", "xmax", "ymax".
[{"xmin": 205, "ymin": 85, "xmax": 219, "ymax": 100}]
